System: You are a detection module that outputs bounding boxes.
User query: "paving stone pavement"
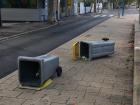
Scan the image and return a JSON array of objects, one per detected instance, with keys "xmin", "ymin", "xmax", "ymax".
[{"xmin": 0, "ymin": 15, "xmax": 137, "ymax": 105}]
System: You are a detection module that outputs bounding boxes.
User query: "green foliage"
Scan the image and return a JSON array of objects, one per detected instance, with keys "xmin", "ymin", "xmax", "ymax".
[
  {"xmin": 112, "ymin": 0, "xmax": 136, "ymax": 8},
  {"xmin": 84, "ymin": 0, "xmax": 96, "ymax": 6},
  {"xmin": 2, "ymin": 0, "xmax": 38, "ymax": 8},
  {"xmin": 114, "ymin": 0, "xmax": 136, "ymax": 5},
  {"xmin": 125, "ymin": 0, "xmax": 136, "ymax": 4}
]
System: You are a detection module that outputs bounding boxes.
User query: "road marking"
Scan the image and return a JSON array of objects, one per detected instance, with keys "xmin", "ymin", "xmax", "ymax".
[
  {"xmin": 0, "ymin": 23, "xmax": 58, "ymax": 42},
  {"xmin": 109, "ymin": 14, "xmax": 114, "ymax": 17},
  {"xmin": 101, "ymin": 15, "xmax": 107, "ymax": 17},
  {"xmin": 94, "ymin": 15, "xmax": 100, "ymax": 18}
]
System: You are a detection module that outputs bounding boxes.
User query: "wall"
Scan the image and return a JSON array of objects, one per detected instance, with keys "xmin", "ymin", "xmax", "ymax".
[{"xmin": 1, "ymin": 8, "xmax": 48, "ymax": 21}]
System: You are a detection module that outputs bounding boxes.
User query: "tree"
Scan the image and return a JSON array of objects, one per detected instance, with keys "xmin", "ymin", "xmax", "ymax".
[
  {"xmin": 48, "ymin": 0, "xmax": 57, "ymax": 24},
  {"xmin": 138, "ymin": 0, "xmax": 140, "ymax": 24},
  {"xmin": 48, "ymin": 0, "xmax": 53, "ymax": 23},
  {"xmin": 84, "ymin": 0, "xmax": 86, "ymax": 13},
  {"xmin": 93, "ymin": 0, "xmax": 96, "ymax": 13},
  {"xmin": 0, "ymin": 9, "xmax": 2, "ymax": 27},
  {"xmin": 88, "ymin": 0, "xmax": 96, "ymax": 13},
  {"xmin": 126, "ymin": 0, "xmax": 135, "ymax": 5},
  {"xmin": 78, "ymin": 0, "xmax": 97, "ymax": 13},
  {"xmin": 0, "ymin": 0, "xmax": 2, "ymax": 27},
  {"xmin": 83, "ymin": 0, "xmax": 96, "ymax": 13},
  {"xmin": 113, "ymin": 0, "xmax": 120, "ymax": 17},
  {"xmin": 112, "ymin": 0, "xmax": 136, "ymax": 9}
]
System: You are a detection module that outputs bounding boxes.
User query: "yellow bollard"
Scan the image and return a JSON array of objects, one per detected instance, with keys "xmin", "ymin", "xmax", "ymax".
[{"xmin": 72, "ymin": 42, "xmax": 80, "ymax": 60}]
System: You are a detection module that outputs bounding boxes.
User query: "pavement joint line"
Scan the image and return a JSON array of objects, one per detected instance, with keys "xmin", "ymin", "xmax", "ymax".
[
  {"xmin": 135, "ymin": 47, "xmax": 140, "ymax": 50},
  {"xmin": 0, "ymin": 23, "xmax": 58, "ymax": 42}
]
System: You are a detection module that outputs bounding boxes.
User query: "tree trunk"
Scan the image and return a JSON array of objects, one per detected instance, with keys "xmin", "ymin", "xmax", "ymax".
[
  {"xmin": 116, "ymin": 0, "xmax": 120, "ymax": 18},
  {"xmin": 139, "ymin": 0, "xmax": 140, "ymax": 24},
  {"xmin": 94, "ymin": 0, "xmax": 96, "ymax": 13},
  {"xmin": 53, "ymin": 0, "xmax": 57, "ymax": 22},
  {"xmin": 65, "ymin": 0, "xmax": 68, "ymax": 16},
  {"xmin": 90, "ymin": 3, "xmax": 93, "ymax": 13},
  {"xmin": 48, "ymin": 0, "xmax": 54, "ymax": 24},
  {"xmin": 84, "ymin": 0, "xmax": 86, "ymax": 14},
  {"xmin": 0, "ymin": 1, "xmax": 2, "ymax": 27}
]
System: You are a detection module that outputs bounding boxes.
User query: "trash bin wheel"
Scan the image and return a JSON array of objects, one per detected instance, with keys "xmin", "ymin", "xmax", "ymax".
[
  {"xmin": 102, "ymin": 37, "xmax": 109, "ymax": 41},
  {"xmin": 56, "ymin": 66, "xmax": 62, "ymax": 77}
]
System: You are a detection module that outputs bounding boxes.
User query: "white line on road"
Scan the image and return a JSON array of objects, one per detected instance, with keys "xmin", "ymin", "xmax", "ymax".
[
  {"xmin": 94, "ymin": 15, "xmax": 100, "ymax": 18},
  {"xmin": 0, "ymin": 23, "xmax": 58, "ymax": 42},
  {"xmin": 101, "ymin": 15, "xmax": 107, "ymax": 17},
  {"xmin": 109, "ymin": 14, "xmax": 114, "ymax": 17}
]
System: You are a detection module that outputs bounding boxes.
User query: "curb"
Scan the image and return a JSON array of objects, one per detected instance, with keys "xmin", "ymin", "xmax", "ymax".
[{"xmin": 133, "ymin": 21, "xmax": 140, "ymax": 105}]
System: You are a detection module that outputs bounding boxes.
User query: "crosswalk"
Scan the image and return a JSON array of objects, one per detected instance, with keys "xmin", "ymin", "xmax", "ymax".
[{"xmin": 92, "ymin": 14, "xmax": 114, "ymax": 18}]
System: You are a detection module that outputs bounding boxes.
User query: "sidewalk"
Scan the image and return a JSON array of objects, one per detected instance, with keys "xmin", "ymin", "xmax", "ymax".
[{"xmin": 0, "ymin": 15, "xmax": 137, "ymax": 105}]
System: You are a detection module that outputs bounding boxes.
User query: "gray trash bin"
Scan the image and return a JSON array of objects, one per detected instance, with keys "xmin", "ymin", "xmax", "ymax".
[
  {"xmin": 18, "ymin": 54, "xmax": 61, "ymax": 87},
  {"xmin": 80, "ymin": 40, "xmax": 115, "ymax": 60}
]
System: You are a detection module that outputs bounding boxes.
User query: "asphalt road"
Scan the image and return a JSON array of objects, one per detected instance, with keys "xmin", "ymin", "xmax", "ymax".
[{"xmin": 0, "ymin": 14, "xmax": 110, "ymax": 78}]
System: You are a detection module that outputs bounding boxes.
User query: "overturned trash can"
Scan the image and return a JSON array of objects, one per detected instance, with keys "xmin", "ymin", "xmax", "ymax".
[
  {"xmin": 80, "ymin": 40, "xmax": 115, "ymax": 60},
  {"xmin": 18, "ymin": 54, "xmax": 62, "ymax": 87}
]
